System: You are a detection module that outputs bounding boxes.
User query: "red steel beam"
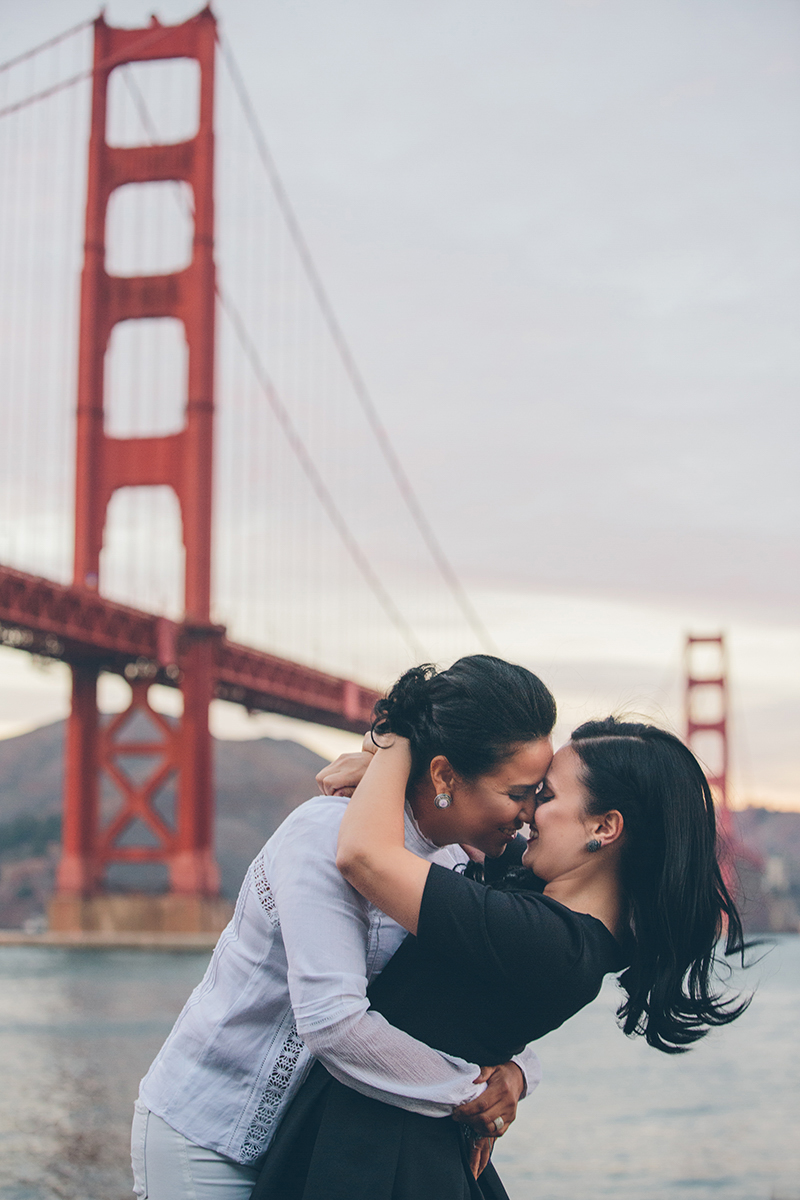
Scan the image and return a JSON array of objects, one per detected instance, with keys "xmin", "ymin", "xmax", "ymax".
[{"xmin": 0, "ymin": 564, "xmax": 379, "ymax": 733}]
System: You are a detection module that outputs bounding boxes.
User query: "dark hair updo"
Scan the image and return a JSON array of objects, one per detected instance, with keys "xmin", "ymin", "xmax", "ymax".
[
  {"xmin": 372, "ymin": 655, "xmax": 556, "ymax": 783},
  {"xmin": 570, "ymin": 716, "xmax": 749, "ymax": 1054}
]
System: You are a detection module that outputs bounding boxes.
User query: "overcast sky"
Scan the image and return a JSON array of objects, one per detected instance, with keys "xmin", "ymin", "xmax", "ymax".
[{"xmin": 1, "ymin": 0, "xmax": 798, "ymax": 807}]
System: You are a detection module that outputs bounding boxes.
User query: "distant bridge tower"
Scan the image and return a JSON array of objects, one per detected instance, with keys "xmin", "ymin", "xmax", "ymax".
[
  {"xmin": 684, "ymin": 634, "xmax": 734, "ymax": 861},
  {"xmin": 49, "ymin": 8, "xmax": 229, "ymax": 933}
]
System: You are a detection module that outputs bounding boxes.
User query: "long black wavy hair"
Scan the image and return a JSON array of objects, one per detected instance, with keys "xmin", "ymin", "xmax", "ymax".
[
  {"xmin": 571, "ymin": 716, "xmax": 749, "ymax": 1054},
  {"xmin": 372, "ymin": 655, "xmax": 556, "ymax": 783}
]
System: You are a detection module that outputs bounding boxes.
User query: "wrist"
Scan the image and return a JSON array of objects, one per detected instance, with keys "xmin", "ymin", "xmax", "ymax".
[
  {"xmin": 378, "ymin": 737, "xmax": 412, "ymax": 764},
  {"xmin": 507, "ymin": 1060, "xmax": 525, "ymax": 1098}
]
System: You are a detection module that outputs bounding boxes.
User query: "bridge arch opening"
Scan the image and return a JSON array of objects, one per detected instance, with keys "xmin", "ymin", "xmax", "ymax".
[
  {"xmin": 104, "ymin": 317, "xmax": 188, "ymax": 438},
  {"xmin": 106, "ymin": 58, "xmax": 201, "ymax": 148},
  {"xmin": 101, "ymin": 485, "xmax": 185, "ymax": 619},
  {"xmin": 106, "ymin": 180, "xmax": 194, "ymax": 277}
]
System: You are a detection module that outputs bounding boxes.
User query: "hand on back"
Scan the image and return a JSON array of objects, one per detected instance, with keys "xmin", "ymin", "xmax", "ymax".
[{"xmin": 453, "ymin": 1061, "xmax": 525, "ymax": 1178}]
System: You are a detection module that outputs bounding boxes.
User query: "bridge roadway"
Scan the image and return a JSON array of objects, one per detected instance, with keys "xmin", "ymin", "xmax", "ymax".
[{"xmin": 0, "ymin": 563, "xmax": 378, "ymax": 734}]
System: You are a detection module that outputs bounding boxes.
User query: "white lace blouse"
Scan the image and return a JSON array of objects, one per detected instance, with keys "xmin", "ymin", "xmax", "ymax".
[{"xmin": 139, "ymin": 795, "xmax": 541, "ymax": 1164}]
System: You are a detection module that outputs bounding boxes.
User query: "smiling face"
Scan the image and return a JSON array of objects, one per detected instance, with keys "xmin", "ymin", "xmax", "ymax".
[
  {"xmin": 521, "ymin": 743, "xmax": 599, "ymax": 879},
  {"xmin": 420, "ymin": 737, "xmax": 553, "ymax": 857}
]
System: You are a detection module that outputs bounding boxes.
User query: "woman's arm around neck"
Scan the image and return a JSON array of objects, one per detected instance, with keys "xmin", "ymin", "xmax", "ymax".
[{"xmin": 336, "ymin": 740, "xmax": 431, "ymax": 935}]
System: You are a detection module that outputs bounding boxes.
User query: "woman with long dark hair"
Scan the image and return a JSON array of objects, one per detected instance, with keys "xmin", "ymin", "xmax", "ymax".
[
  {"xmin": 132, "ymin": 656, "xmax": 557, "ymax": 1200},
  {"xmin": 251, "ymin": 697, "xmax": 747, "ymax": 1200}
]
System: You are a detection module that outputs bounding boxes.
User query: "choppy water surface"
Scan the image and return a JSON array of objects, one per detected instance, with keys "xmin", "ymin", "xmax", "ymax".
[{"xmin": 0, "ymin": 938, "xmax": 797, "ymax": 1200}]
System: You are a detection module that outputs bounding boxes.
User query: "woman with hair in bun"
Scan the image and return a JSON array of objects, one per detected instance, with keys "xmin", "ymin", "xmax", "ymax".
[
  {"xmin": 251, "ymin": 715, "xmax": 748, "ymax": 1200},
  {"xmin": 132, "ymin": 656, "xmax": 557, "ymax": 1200}
]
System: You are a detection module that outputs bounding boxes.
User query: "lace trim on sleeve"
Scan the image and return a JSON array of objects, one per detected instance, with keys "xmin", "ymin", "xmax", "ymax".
[
  {"xmin": 253, "ymin": 851, "xmax": 280, "ymax": 927},
  {"xmin": 239, "ymin": 1023, "xmax": 306, "ymax": 1162}
]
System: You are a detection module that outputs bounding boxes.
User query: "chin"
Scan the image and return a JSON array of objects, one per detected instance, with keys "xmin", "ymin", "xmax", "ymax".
[{"xmin": 484, "ymin": 841, "xmax": 511, "ymax": 860}]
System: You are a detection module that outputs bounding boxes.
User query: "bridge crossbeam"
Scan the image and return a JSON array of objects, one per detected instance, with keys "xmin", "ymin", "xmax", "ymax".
[{"xmin": 0, "ymin": 564, "xmax": 378, "ymax": 733}]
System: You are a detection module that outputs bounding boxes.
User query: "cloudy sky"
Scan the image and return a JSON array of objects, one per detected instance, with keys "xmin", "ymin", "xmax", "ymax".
[{"xmin": 1, "ymin": 0, "xmax": 798, "ymax": 807}]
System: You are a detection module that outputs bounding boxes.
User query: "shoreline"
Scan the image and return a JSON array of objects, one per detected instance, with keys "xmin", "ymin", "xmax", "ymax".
[{"xmin": 0, "ymin": 929, "xmax": 218, "ymax": 951}]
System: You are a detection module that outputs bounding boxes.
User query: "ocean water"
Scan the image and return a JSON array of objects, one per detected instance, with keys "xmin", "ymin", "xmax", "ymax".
[{"xmin": 0, "ymin": 937, "xmax": 797, "ymax": 1200}]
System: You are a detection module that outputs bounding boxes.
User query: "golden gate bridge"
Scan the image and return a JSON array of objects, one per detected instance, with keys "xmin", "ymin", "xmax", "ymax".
[
  {"xmin": 0, "ymin": 6, "xmax": 506, "ymax": 933},
  {"xmin": 0, "ymin": 7, "xmax": 753, "ymax": 935}
]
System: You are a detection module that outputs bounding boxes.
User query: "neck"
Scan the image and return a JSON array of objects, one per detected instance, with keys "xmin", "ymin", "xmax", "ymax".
[
  {"xmin": 408, "ymin": 780, "xmax": 437, "ymax": 842},
  {"xmin": 544, "ymin": 872, "xmax": 625, "ymax": 941}
]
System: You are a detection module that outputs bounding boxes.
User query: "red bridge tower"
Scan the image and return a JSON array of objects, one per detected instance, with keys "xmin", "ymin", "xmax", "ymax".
[
  {"xmin": 684, "ymin": 634, "xmax": 736, "ymax": 882},
  {"xmin": 50, "ymin": 8, "xmax": 229, "ymax": 932}
]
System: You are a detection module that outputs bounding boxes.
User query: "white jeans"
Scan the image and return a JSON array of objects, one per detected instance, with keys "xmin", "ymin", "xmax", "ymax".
[{"xmin": 131, "ymin": 1102, "xmax": 261, "ymax": 1200}]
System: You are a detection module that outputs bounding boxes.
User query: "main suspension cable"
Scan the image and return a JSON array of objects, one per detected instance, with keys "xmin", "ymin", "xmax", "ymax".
[
  {"xmin": 0, "ymin": 25, "xmax": 176, "ymax": 122},
  {"xmin": 216, "ymin": 286, "xmax": 428, "ymax": 662},
  {"xmin": 0, "ymin": 16, "xmax": 94, "ymax": 76}
]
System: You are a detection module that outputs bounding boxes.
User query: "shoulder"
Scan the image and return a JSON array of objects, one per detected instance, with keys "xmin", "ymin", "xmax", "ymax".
[
  {"xmin": 271, "ymin": 794, "xmax": 347, "ymax": 841},
  {"xmin": 284, "ymin": 794, "xmax": 349, "ymax": 828},
  {"xmin": 263, "ymin": 795, "xmax": 348, "ymax": 868},
  {"xmin": 419, "ymin": 865, "xmax": 622, "ymax": 983}
]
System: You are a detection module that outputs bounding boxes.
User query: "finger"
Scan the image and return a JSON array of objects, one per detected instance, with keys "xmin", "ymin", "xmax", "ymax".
[
  {"xmin": 316, "ymin": 762, "xmax": 347, "ymax": 792},
  {"xmin": 471, "ymin": 1138, "xmax": 492, "ymax": 1178},
  {"xmin": 485, "ymin": 1114, "xmax": 510, "ymax": 1137},
  {"xmin": 333, "ymin": 787, "xmax": 354, "ymax": 797},
  {"xmin": 456, "ymin": 1087, "xmax": 505, "ymax": 1118},
  {"xmin": 461, "ymin": 1104, "xmax": 514, "ymax": 1136},
  {"xmin": 468, "ymin": 1142, "xmax": 481, "ymax": 1180},
  {"xmin": 315, "ymin": 755, "xmax": 369, "ymax": 794},
  {"xmin": 454, "ymin": 1099, "xmax": 489, "ymax": 1120},
  {"xmin": 453, "ymin": 1093, "xmax": 492, "ymax": 1119}
]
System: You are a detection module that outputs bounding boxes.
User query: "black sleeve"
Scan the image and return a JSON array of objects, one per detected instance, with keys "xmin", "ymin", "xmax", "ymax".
[{"xmin": 417, "ymin": 863, "xmax": 590, "ymax": 991}]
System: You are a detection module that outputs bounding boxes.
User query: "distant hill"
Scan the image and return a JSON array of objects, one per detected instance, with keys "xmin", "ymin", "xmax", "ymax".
[{"xmin": 0, "ymin": 720, "xmax": 327, "ymax": 926}]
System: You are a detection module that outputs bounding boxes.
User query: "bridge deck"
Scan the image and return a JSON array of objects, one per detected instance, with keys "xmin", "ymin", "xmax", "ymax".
[{"xmin": 0, "ymin": 563, "xmax": 378, "ymax": 733}]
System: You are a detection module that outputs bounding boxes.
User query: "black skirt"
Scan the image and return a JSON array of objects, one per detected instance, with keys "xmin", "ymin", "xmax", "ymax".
[{"xmin": 251, "ymin": 1060, "xmax": 511, "ymax": 1200}]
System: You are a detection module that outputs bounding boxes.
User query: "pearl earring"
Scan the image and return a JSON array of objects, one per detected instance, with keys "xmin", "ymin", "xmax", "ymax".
[
  {"xmin": 434, "ymin": 793, "xmax": 452, "ymax": 809},
  {"xmin": 586, "ymin": 838, "xmax": 602, "ymax": 852}
]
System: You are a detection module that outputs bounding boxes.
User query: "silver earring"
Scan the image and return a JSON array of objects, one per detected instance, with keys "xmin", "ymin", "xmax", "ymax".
[
  {"xmin": 586, "ymin": 838, "xmax": 602, "ymax": 853},
  {"xmin": 434, "ymin": 793, "xmax": 452, "ymax": 809}
]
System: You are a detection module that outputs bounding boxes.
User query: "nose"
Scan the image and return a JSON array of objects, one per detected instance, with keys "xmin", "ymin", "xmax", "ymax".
[{"xmin": 518, "ymin": 795, "xmax": 537, "ymax": 825}]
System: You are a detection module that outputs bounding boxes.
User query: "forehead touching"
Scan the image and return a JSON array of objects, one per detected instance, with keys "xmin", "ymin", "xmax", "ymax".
[
  {"xmin": 544, "ymin": 743, "xmax": 584, "ymax": 787},
  {"xmin": 490, "ymin": 738, "xmax": 553, "ymax": 788}
]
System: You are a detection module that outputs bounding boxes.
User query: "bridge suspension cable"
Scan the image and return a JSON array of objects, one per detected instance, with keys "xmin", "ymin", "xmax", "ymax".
[
  {"xmin": 216, "ymin": 33, "xmax": 499, "ymax": 657},
  {"xmin": 0, "ymin": 24, "xmax": 182, "ymax": 122},
  {"xmin": 116, "ymin": 63, "xmax": 428, "ymax": 663},
  {"xmin": 0, "ymin": 16, "xmax": 94, "ymax": 76},
  {"xmin": 217, "ymin": 288, "xmax": 428, "ymax": 661}
]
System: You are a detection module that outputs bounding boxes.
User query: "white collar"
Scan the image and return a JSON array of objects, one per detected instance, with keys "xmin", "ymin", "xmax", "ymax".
[{"xmin": 403, "ymin": 801, "xmax": 442, "ymax": 856}]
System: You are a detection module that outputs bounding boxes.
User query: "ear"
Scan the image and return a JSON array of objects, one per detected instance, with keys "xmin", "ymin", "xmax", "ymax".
[
  {"xmin": 430, "ymin": 756, "xmax": 456, "ymax": 795},
  {"xmin": 590, "ymin": 810, "xmax": 624, "ymax": 847}
]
